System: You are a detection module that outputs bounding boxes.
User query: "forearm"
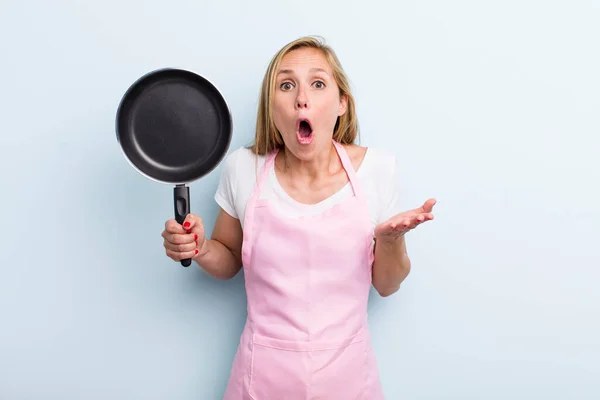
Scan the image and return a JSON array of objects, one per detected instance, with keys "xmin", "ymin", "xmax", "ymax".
[
  {"xmin": 372, "ymin": 235, "xmax": 411, "ymax": 297},
  {"xmin": 193, "ymin": 239, "xmax": 241, "ymax": 280}
]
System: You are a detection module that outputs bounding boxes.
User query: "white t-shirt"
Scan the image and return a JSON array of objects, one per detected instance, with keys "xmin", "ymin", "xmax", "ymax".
[{"xmin": 214, "ymin": 146, "xmax": 402, "ymax": 229}]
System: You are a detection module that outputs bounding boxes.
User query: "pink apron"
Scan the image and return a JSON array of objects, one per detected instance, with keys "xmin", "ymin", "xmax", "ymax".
[{"xmin": 223, "ymin": 140, "xmax": 384, "ymax": 399}]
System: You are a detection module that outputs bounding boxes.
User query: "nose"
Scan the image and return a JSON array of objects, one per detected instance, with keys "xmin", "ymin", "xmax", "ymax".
[{"xmin": 295, "ymin": 86, "xmax": 309, "ymax": 110}]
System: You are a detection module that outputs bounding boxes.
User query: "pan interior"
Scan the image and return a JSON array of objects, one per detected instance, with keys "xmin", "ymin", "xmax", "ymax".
[{"xmin": 117, "ymin": 70, "xmax": 231, "ymax": 184}]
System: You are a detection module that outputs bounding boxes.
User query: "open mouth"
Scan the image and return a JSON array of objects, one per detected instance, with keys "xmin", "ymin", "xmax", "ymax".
[{"xmin": 296, "ymin": 118, "xmax": 313, "ymax": 144}]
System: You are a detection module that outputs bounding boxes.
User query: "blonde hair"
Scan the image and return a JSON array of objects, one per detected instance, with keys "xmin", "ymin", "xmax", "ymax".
[{"xmin": 249, "ymin": 36, "xmax": 359, "ymax": 156}]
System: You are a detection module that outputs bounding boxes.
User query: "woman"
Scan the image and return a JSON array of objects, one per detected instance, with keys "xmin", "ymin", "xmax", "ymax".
[{"xmin": 161, "ymin": 36, "xmax": 435, "ymax": 399}]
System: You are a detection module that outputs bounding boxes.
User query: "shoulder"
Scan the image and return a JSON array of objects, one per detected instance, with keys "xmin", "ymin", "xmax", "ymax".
[
  {"xmin": 215, "ymin": 146, "xmax": 267, "ymax": 220},
  {"xmin": 220, "ymin": 146, "xmax": 266, "ymax": 177},
  {"xmin": 216, "ymin": 145, "xmax": 268, "ymax": 198},
  {"xmin": 223, "ymin": 146, "xmax": 263, "ymax": 167},
  {"xmin": 364, "ymin": 147, "xmax": 398, "ymax": 173},
  {"xmin": 342, "ymin": 144, "xmax": 397, "ymax": 176},
  {"xmin": 354, "ymin": 145, "xmax": 400, "ymax": 203},
  {"xmin": 351, "ymin": 146, "xmax": 402, "ymax": 223}
]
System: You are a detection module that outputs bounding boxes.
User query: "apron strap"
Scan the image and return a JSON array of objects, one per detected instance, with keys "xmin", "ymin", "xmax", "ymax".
[
  {"xmin": 246, "ymin": 147, "xmax": 278, "ymax": 210},
  {"xmin": 332, "ymin": 140, "xmax": 366, "ymax": 202}
]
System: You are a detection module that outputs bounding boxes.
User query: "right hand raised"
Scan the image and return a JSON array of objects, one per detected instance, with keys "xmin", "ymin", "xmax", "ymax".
[{"xmin": 161, "ymin": 213, "xmax": 207, "ymax": 262}]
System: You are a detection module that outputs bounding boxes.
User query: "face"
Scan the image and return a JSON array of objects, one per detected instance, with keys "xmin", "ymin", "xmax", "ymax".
[{"xmin": 272, "ymin": 47, "xmax": 347, "ymax": 159}]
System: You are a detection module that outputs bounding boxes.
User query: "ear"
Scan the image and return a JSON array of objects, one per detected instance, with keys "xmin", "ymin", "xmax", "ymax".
[{"xmin": 338, "ymin": 94, "xmax": 348, "ymax": 116}]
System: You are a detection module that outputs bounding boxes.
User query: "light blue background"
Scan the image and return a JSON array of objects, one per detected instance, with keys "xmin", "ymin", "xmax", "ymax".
[{"xmin": 1, "ymin": 0, "xmax": 599, "ymax": 399}]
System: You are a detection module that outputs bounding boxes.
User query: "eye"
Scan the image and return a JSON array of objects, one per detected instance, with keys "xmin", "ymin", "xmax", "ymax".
[
  {"xmin": 280, "ymin": 82, "xmax": 294, "ymax": 90},
  {"xmin": 313, "ymin": 81, "xmax": 326, "ymax": 89}
]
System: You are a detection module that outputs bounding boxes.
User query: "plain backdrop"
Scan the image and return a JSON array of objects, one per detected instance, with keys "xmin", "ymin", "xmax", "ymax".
[{"xmin": 1, "ymin": 0, "xmax": 599, "ymax": 399}]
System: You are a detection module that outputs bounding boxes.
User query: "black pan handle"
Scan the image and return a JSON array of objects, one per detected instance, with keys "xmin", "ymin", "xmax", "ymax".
[{"xmin": 174, "ymin": 185, "xmax": 192, "ymax": 267}]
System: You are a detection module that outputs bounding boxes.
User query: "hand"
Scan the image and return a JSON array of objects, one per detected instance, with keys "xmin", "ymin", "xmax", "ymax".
[
  {"xmin": 161, "ymin": 213, "xmax": 207, "ymax": 262},
  {"xmin": 374, "ymin": 198, "xmax": 436, "ymax": 241}
]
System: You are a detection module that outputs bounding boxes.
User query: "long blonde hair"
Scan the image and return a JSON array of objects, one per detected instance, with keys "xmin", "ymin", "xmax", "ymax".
[{"xmin": 249, "ymin": 36, "xmax": 359, "ymax": 156}]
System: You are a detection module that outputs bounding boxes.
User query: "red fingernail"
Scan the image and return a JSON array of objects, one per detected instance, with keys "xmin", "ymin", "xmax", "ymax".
[
  {"xmin": 183, "ymin": 222, "xmax": 190, "ymax": 228},
  {"xmin": 186, "ymin": 230, "xmax": 191, "ymax": 234},
  {"xmin": 194, "ymin": 234, "xmax": 198, "ymax": 240},
  {"xmin": 195, "ymin": 249, "xmax": 199, "ymax": 254}
]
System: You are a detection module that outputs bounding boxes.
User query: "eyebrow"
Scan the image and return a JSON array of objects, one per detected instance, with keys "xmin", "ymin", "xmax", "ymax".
[{"xmin": 277, "ymin": 67, "xmax": 329, "ymax": 76}]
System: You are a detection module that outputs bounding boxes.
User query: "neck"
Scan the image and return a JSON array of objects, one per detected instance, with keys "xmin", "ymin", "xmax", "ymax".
[{"xmin": 280, "ymin": 142, "xmax": 338, "ymax": 180}]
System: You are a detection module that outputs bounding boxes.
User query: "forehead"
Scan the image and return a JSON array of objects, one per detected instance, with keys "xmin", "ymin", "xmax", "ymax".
[{"xmin": 278, "ymin": 47, "xmax": 331, "ymax": 74}]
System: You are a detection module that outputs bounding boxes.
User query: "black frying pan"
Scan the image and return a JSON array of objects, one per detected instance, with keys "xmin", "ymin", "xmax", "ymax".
[{"xmin": 115, "ymin": 68, "xmax": 232, "ymax": 267}]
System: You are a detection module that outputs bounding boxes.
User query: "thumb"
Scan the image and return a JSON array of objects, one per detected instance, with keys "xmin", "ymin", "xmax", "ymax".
[
  {"xmin": 421, "ymin": 198, "xmax": 437, "ymax": 213},
  {"xmin": 182, "ymin": 213, "xmax": 202, "ymax": 232}
]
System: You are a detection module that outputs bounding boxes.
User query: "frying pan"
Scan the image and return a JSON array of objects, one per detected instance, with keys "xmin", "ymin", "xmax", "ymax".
[{"xmin": 115, "ymin": 68, "xmax": 232, "ymax": 267}]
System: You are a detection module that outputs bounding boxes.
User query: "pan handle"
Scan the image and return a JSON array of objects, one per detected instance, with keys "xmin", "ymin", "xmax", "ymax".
[{"xmin": 174, "ymin": 185, "xmax": 192, "ymax": 267}]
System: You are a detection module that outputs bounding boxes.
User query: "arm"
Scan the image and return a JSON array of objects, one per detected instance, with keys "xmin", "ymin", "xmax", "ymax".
[
  {"xmin": 371, "ymin": 198, "xmax": 436, "ymax": 297},
  {"xmin": 193, "ymin": 208, "xmax": 243, "ymax": 280},
  {"xmin": 372, "ymin": 236, "xmax": 411, "ymax": 297},
  {"xmin": 193, "ymin": 148, "xmax": 246, "ymax": 280}
]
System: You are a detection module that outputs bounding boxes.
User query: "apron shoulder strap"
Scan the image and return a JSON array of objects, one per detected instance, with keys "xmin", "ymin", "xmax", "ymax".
[{"xmin": 332, "ymin": 140, "xmax": 366, "ymax": 201}]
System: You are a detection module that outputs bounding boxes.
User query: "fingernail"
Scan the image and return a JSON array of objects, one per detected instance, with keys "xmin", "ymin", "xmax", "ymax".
[
  {"xmin": 195, "ymin": 249, "xmax": 199, "ymax": 254},
  {"xmin": 183, "ymin": 222, "xmax": 190, "ymax": 228},
  {"xmin": 194, "ymin": 234, "xmax": 198, "ymax": 240},
  {"xmin": 186, "ymin": 229, "xmax": 191, "ymax": 234}
]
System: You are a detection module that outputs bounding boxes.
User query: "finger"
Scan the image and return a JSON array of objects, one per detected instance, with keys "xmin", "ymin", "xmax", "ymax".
[
  {"xmin": 389, "ymin": 221, "xmax": 401, "ymax": 230},
  {"xmin": 164, "ymin": 239, "xmax": 197, "ymax": 252},
  {"xmin": 165, "ymin": 219, "xmax": 186, "ymax": 234},
  {"xmin": 410, "ymin": 213, "xmax": 434, "ymax": 229},
  {"xmin": 166, "ymin": 247, "xmax": 199, "ymax": 261},
  {"xmin": 166, "ymin": 232, "xmax": 198, "ymax": 245},
  {"xmin": 182, "ymin": 213, "xmax": 201, "ymax": 231},
  {"xmin": 416, "ymin": 213, "xmax": 434, "ymax": 222}
]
